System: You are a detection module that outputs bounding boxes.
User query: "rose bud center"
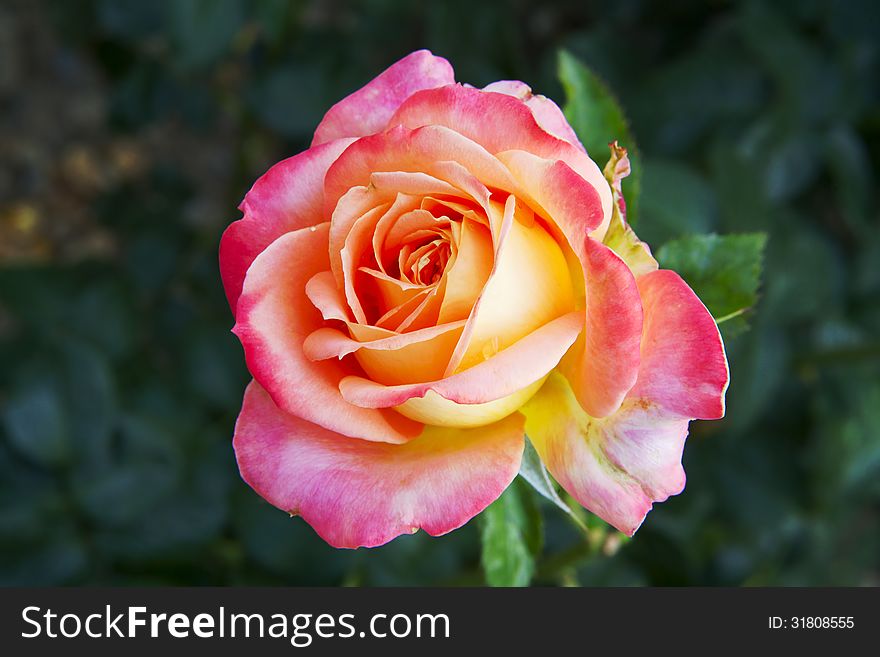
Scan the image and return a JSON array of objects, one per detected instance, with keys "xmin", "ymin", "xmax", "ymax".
[{"xmin": 338, "ymin": 188, "xmax": 575, "ymax": 427}]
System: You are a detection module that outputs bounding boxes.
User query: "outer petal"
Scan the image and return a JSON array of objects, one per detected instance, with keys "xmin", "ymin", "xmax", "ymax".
[
  {"xmin": 312, "ymin": 50, "xmax": 455, "ymax": 147},
  {"xmin": 483, "ymin": 80, "xmax": 584, "ymax": 150},
  {"xmin": 389, "ymin": 84, "xmax": 612, "ymax": 228},
  {"xmin": 630, "ymin": 270, "xmax": 729, "ymax": 420},
  {"xmin": 558, "ymin": 237, "xmax": 643, "ymax": 418},
  {"xmin": 232, "ymin": 223, "xmax": 421, "ymax": 444},
  {"xmin": 522, "ymin": 372, "xmax": 689, "ymax": 536},
  {"xmin": 220, "ymin": 138, "xmax": 355, "ymax": 312},
  {"xmin": 234, "ymin": 381, "xmax": 525, "ymax": 548}
]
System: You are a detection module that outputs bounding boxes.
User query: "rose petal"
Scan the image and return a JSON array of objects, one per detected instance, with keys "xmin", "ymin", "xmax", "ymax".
[
  {"xmin": 373, "ymin": 286, "xmax": 433, "ymax": 331},
  {"xmin": 483, "ymin": 80, "xmax": 584, "ymax": 150},
  {"xmin": 323, "ymin": 124, "xmax": 516, "ymax": 220},
  {"xmin": 304, "ymin": 270, "xmax": 351, "ymax": 322},
  {"xmin": 328, "ymin": 169, "xmax": 486, "ymax": 302},
  {"xmin": 303, "ymin": 320, "xmax": 466, "ymax": 386},
  {"xmin": 338, "ymin": 310, "xmax": 584, "ymax": 408},
  {"xmin": 312, "ymin": 49, "xmax": 455, "ymax": 147},
  {"xmin": 437, "ymin": 217, "xmax": 494, "ymax": 324},
  {"xmin": 234, "ymin": 380, "xmax": 525, "ymax": 548},
  {"xmin": 522, "ymin": 372, "xmax": 690, "ymax": 536},
  {"xmin": 389, "ymin": 84, "xmax": 611, "ymax": 228},
  {"xmin": 233, "ymin": 223, "xmax": 421, "ymax": 443},
  {"xmin": 358, "ymin": 266, "xmax": 425, "ymax": 316},
  {"xmin": 629, "ymin": 270, "xmax": 729, "ymax": 420},
  {"xmin": 220, "ymin": 138, "xmax": 355, "ymax": 312},
  {"xmin": 341, "ymin": 201, "xmax": 393, "ymax": 323},
  {"xmin": 495, "ymin": 149, "xmax": 607, "ymax": 242},
  {"xmin": 448, "ymin": 196, "xmax": 576, "ymax": 373},
  {"xmin": 557, "ymin": 237, "xmax": 643, "ymax": 419}
]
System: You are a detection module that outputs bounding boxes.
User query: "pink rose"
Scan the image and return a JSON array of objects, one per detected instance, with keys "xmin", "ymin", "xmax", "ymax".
[{"xmin": 220, "ymin": 51, "xmax": 728, "ymax": 548}]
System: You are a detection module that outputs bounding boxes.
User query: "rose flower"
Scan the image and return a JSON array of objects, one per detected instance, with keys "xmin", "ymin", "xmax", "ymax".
[{"xmin": 220, "ymin": 51, "xmax": 729, "ymax": 548}]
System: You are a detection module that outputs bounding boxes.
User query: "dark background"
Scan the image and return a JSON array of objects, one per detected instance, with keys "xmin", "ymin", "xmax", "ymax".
[{"xmin": 1, "ymin": 0, "xmax": 878, "ymax": 586}]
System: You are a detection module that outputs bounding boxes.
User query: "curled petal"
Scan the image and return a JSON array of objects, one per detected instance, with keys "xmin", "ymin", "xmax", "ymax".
[
  {"xmin": 340, "ymin": 201, "xmax": 394, "ymax": 323},
  {"xmin": 232, "ymin": 224, "xmax": 421, "ymax": 444},
  {"xmin": 312, "ymin": 49, "xmax": 455, "ymax": 146},
  {"xmin": 328, "ymin": 186, "xmax": 395, "ymax": 308},
  {"xmin": 496, "ymin": 149, "xmax": 607, "ymax": 242},
  {"xmin": 522, "ymin": 372, "xmax": 690, "ymax": 536},
  {"xmin": 303, "ymin": 321, "xmax": 466, "ymax": 386},
  {"xmin": 600, "ymin": 142, "xmax": 657, "ymax": 276},
  {"xmin": 304, "ymin": 270, "xmax": 351, "ymax": 322},
  {"xmin": 339, "ymin": 311, "xmax": 583, "ymax": 412},
  {"xmin": 602, "ymin": 205, "xmax": 658, "ymax": 278},
  {"xmin": 630, "ymin": 270, "xmax": 729, "ymax": 420},
  {"xmin": 234, "ymin": 381, "xmax": 525, "ymax": 548},
  {"xmin": 220, "ymin": 138, "xmax": 355, "ymax": 312},
  {"xmin": 483, "ymin": 80, "xmax": 584, "ymax": 150}
]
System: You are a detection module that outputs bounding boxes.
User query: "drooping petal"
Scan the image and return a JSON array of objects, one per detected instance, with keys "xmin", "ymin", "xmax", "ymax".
[
  {"xmin": 557, "ymin": 237, "xmax": 643, "ymax": 419},
  {"xmin": 629, "ymin": 270, "xmax": 729, "ymax": 420},
  {"xmin": 312, "ymin": 50, "xmax": 455, "ymax": 147},
  {"xmin": 220, "ymin": 138, "xmax": 355, "ymax": 312},
  {"xmin": 522, "ymin": 372, "xmax": 690, "ymax": 536},
  {"xmin": 232, "ymin": 223, "xmax": 421, "ymax": 444},
  {"xmin": 234, "ymin": 381, "xmax": 525, "ymax": 548},
  {"xmin": 483, "ymin": 80, "xmax": 584, "ymax": 150}
]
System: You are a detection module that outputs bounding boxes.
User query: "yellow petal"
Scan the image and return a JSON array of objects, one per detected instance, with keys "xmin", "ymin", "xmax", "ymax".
[
  {"xmin": 395, "ymin": 376, "xmax": 547, "ymax": 428},
  {"xmin": 450, "ymin": 198, "xmax": 575, "ymax": 373}
]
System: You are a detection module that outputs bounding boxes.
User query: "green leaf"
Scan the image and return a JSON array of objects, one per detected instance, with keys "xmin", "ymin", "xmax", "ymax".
[
  {"xmin": 656, "ymin": 233, "xmax": 767, "ymax": 335},
  {"xmin": 558, "ymin": 49, "xmax": 641, "ymax": 223},
  {"xmin": 480, "ymin": 480, "xmax": 542, "ymax": 586},
  {"xmin": 519, "ymin": 438, "xmax": 588, "ymax": 534}
]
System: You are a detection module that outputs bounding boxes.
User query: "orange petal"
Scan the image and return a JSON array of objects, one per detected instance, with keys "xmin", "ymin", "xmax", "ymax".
[
  {"xmin": 232, "ymin": 223, "xmax": 421, "ymax": 443},
  {"xmin": 304, "ymin": 320, "xmax": 466, "ymax": 386}
]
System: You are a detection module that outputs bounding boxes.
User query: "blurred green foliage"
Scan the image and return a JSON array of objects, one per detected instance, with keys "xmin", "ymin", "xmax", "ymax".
[
  {"xmin": 1, "ymin": 0, "xmax": 878, "ymax": 585},
  {"xmin": 558, "ymin": 49, "xmax": 642, "ymax": 223}
]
